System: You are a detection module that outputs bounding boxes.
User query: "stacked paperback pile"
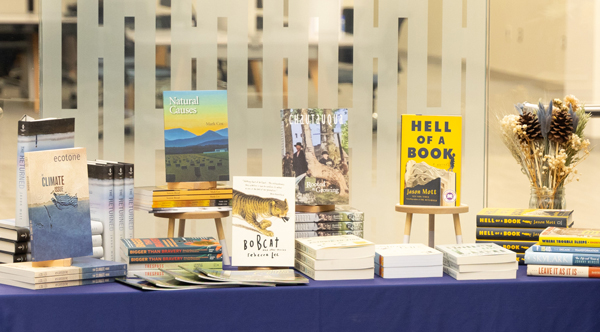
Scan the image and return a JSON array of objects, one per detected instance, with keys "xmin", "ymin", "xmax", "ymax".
[
  {"xmin": 436, "ymin": 243, "xmax": 518, "ymax": 280},
  {"xmin": 374, "ymin": 244, "xmax": 443, "ymax": 278},
  {"xmin": 526, "ymin": 227, "xmax": 600, "ymax": 278},
  {"xmin": 294, "ymin": 235, "xmax": 374, "ymax": 280},
  {"xmin": 121, "ymin": 237, "xmax": 223, "ymax": 278},
  {"xmin": 0, "ymin": 220, "xmax": 31, "ymax": 263},
  {"xmin": 0, "ymin": 257, "xmax": 126, "ymax": 290},
  {"xmin": 134, "ymin": 186, "xmax": 232, "ymax": 213},
  {"xmin": 120, "ymin": 267, "xmax": 308, "ymax": 290},
  {"xmin": 475, "ymin": 208, "xmax": 572, "ymax": 264},
  {"xmin": 295, "ymin": 208, "xmax": 364, "ymax": 239}
]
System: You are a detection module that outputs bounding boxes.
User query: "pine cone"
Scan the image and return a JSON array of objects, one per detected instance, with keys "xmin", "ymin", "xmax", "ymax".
[
  {"xmin": 548, "ymin": 109, "xmax": 573, "ymax": 143},
  {"xmin": 518, "ymin": 112, "xmax": 542, "ymax": 142}
]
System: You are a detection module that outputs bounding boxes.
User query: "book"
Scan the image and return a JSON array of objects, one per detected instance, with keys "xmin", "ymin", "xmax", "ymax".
[
  {"xmin": 126, "ymin": 261, "xmax": 223, "ymax": 271},
  {"xmin": 232, "ymin": 176, "xmax": 295, "ymax": 267},
  {"xmin": 375, "ymin": 264, "xmax": 442, "ymax": 278},
  {"xmin": 116, "ymin": 278, "xmax": 185, "ymax": 291},
  {"xmin": 517, "ymin": 253, "xmax": 525, "ymax": 265},
  {"xmin": 295, "ymin": 208, "xmax": 364, "ymax": 222},
  {"xmin": 0, "ymin": 222, "xmax": 30, "ymax": 242},
  {"xmin": 15, "ymin": 116, "xmax": 75, "ymax": 227},
  {"xmin": 0, "ymin": 277, "xmax": 115, "ymax": 290},
  {"xmin": 88, "ymin": 163, "xmax": 115, "ymax": 261},
  {"xmin": 123, "ymin": 253, "xmax": 222, "ymax": 264},
  {"xmin": 126, "ymin": 269, "xmax": 174, "ymax": 278},
  {"xmin": 121, "ymin": 237, "xmax": 222, "ymax": 256},
  {"xmin": 400, "ymin": 114, "xmax": 462, "ymax": 206},
  {"xmin": 0, "ymin": 239, "xmax": 29, "ymax": 254},
  {"xmin": 145, "ymin": 200, "xmax": 231, "ymax": 209},
  {"xmin": 476, "ymin": 208, "xmax": 572, "ymax": 228},
  {"xmin": 134, "ymin": 274, "xmax": 236, "ymax": 289},
  {"xmin": 0, "ymin": 269, "xmax": 126, "ymax": 284},
  {"xmin": 295, "ymin": 250, "xmax": 374, "ymax": 270},
  {"xmin": 475, "ymin": 240, "xmax": 536, "ymax": 253},
  {"xmin": 295, "ymin": 221, "xmax": 363, "ymax": 232},
  {"xmin": 91, "ymin": 220, "xmax": 103, "ymax": 235},
  {"xmin": 527, "ymin": 264, "xmax": 600, "ymax": 278},
  {"xmin": 476, "ymin": 227, "xmax": 543, "ymax": 241},
  {"xmin": 192, "ymin": 268, "xmax": 307, "ymax": 284},
  {"xmin": 295, "ymin": 230, "xmax": 364, "ymax": 238},
  {"xmin": 122, "ymin": 163, "xmax": 135, "ymax": 240},
  {"xmin": 136, "ymin": 206, "xmax": 233, "ymax": 213},
  {"xmin": 136, "ymin": 194, "xmax": 232, "ymax": 201},
  {"xmin": 295, "ymin": 235, "xmax": 375, "ymax": 260},
  {"xmin": 0, "ymin": 257, "xmax": 126, "ymax": 278},
  {"xmin": 163, "ymin": 90, "xmax": 230, "ymax": 182},
  {"xmin": 0, "ymin": 252, "xmax": 31, "ymax": 263},
  {"xmin": 524, "ymin": 248, "xmax": 600, "ymax": 266},
  {"xmin": 539, "ymin": 227, "xmax": 600, "ymax": 247},
  {"xmin": 294, "ymin": 260, "xmax": 373, "ymax": 280},
  {"xmin": 281, "ymin": 108, "xmax": 349, "ymax": 206},
  {"xmin": 531, "ymin": 244, "xmax": 600, "ymax": 254},
  {"xmin": 443, "ymin": 258, "xmax": 518, "ymax": 272},
  {"xmin": 435, "ymin": 243, "xmax": 516, "ymax": 265},
  {"xmin": 375, "ymin": 244, "xmax": 443, "ymax": 267},
  {"xmin": 443, "ymin": 265, "xmax": 517, "ymax": 280},
  {"xmin": 25, "ymin": 147, "xmax": 93, "ymax": 261},
  {"xmin": 134, "ymin": 187, "xmax": 233, "ymax": 196},
  {"xmin": 96, "ymin": 161, "xmax": 126, "ymax": 260}
]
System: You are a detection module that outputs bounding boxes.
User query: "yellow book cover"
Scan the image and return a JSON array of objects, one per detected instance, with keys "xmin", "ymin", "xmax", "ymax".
[
  {"xmin": 151, "ymin": 200, "xmax": 230, "ymax": 208},
  {"xmin": 539, "ymin": 227, "xmax": 600, "ymax": 247},
  {"xmin": 400, "ymin": 115, "xmax": 462, "ymax": 206},
  {"xmin": 149, "ymin": 194, "xmax": 232, "ymax": 201}
]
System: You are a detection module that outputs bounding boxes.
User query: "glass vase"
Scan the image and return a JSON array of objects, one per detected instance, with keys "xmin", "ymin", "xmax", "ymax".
[{"xmin": 529, "ymin": 187, "xmax": 566, "ymax": 210}]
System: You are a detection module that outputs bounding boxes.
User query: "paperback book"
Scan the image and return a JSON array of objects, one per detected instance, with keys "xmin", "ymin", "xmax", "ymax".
[
  {"xmin": 0, "ymin": 239, "xmax": 29, "ymax": 254},
  {"xmin": 375, "ymin": 243, "xmax": 443, "ymax": 267},
  {"xmin": 475, "ymin": 240, "xmax": 536, "ymax": 253},
  {"xmin": 95, "ymin": 161, "xmax": 126, "ymax": 260},
  {"xmin": 531, "ymin": 244, "xmax": 600, "ymax": 254},
  {"xmin": 295, "ymin": 250, "xmax": 374, "ymax": 270},
  {"xmin": 539, "ymin": 227, "xmax": 600, "ymax": 247},
  {"xmin": 0, "ymin": 269, "xmax": 126, "ymax": 284},
  {"xmin": 443, "ymin": 265, "xmax": 517, "ymax": 280},
  {"xmin": 375, "ymin": 264, "xmax": 442, "ymax": 279},
  {"xmin": 0, "ymin": 257, "xmax": 126, "ymax": 278},
  {"xmin": 0, "ymin": 222, "xmax": 30, "ymax": 242},
  {"xmin": 476, "ymin": 208, "xmax": 572, "ymax": 228},
  {"xmin": 524, "ymin": 248, "xmax": 600, "ymax": 266},
  {"xmin": 126, "ymin": 261, "xmax": 223, "ymax": 271},
  {"xmin": 0, "ymin": 277, "xmax": 115, "ymax": 290},
  {"xmin": 294, "ymin": 260, "xmax": 373, "ymax": 281},
  {"xmin": 134, "ymin": 186, "xmax": 233, "ymax": 196},
  {"xmin": 88, "ymin": 163, "xmax": 115, "ymax": 260},
  {"xmin": 163, "ymin": 90, "xmax": 230, "ymax": 182},
  {"xmin": 232, "ymin": 176, "xmax": 295, "ymax": 267},
  {"xmin": 435, "ymin": 243, "xmax": 516, "ymax": 265},
  {"xmin": 295, "ymin": 230, "xmax": 364, "ymax": 239},
  {"xmin": 25, "ymin": 147, "xmax": 93, "ymax": 261},
  {"xmin": 295, "ymin": 235, "xmax": 374, "ymax": 260},
  {"xmin": 400, "ymin": 115, "xmax": 462, "ymax": 206},
  {"xmin": 16, "ymin": 116, "xmax": 75, "ymax": 227},
  {"xmin": 281, "ymin": 108, "xmax": 349, "ymax": 206},
  {"xmin": 123, "ymin": 253, "xmax": 222, "ymax": 264},
  {"xmin": 527, "ymin": 265, "xmax": 600, "ymax": 278},
  {"xmin": 0, "ymin": 252, "xmax": 31, "ymax": 263},
  {"xmin": 295, "ymin": 221, "xmax": 363, "ymax": 232},
  {"xmin": 121, "ymin": 237, "xmax": 222, "ymax": 256},
  {"xmin": 295, "ymin": 208, "xmax": 364, "ymax": 223},
  {"xmin": 122, "ymin": 163, "xmax": 135, "ymax": 239},
  {"xmin": 476, "ymin": 227, "xmax": 543, "ymax": 241}
]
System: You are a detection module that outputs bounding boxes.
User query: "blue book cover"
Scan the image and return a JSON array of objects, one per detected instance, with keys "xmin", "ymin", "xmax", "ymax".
[
  {"xmin": 25, "ymin": 147, "xmax": 93, "ymax": 261},
  {"xmin": 524, "ymin": 248, "xmax": 600, "ymax": 266},
  {"xmin": 531, "ymin": 245, "xmax": 600, "ymax": 254},
  {"xmin": 121, "ymin": 237, "xmax": 222, "ymax": 256},
  {"xmin": 16, "ymin": 116, "xmax": 75, "ymax": 227}
]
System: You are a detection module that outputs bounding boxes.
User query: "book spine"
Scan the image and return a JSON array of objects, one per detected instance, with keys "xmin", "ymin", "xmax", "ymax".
[
  {"xmin": 476, "ymin": 214, "xmax": 569, "ymax": 228},
  {"xmin": 114, "ymin": 174, "xmax": 125, "ymax": 261},
  {"xmin": 149, "ymin": 199, "xmax": 231, "ymax": 208},
  {"xmin": 149, "ymin": 189, "xmax": 233, "ymax": 196},
  {"xmin": 523, "ymin": 251, "xmax": 593, "ymax": 266},
  {"xmin": 294, "ymin": 251, "xmax": 316, "ymax": 269},
  {"xmin": 516, "ymin": 253, "xmax": 525, "ymax": 265},
  {"xmin": 15, "ymin": 228, "xmax": 31, "ymax": 242},
  {"xmin": 531, "ymin": 245, "xmax": 600, "ymax": 254},
  {"xmin": 143, "ymin": 194, "xmax": 233, "ymax": 201},
  {"xmin": 34, "ymin": 278, "xmax": 115, "ymax": 290},
  {"xmin": 127, "ymin": 269, "xmax": 170, "ymax": 278},
  {"xmin": 79, "ymin": 263, "xmax": 128, "ymax": 274},
  {"xmin": 124, "ymin": 164, "xmax": 134, "ymax": 240},
  {"xmin": 12, "ymin": 253, "xmax": 31, "ymax": 263},
  {"xmin": 15, "ymin": 136, "xmax": 34, "ymax": 228},
  {"xmin": 295, "ymin": 211, "xmax": 365, "ymax": 222},
  {"xmin": 476, "ymin": 227, "xmax": 542, "ymax": 241},
  {"xmin": 295, "ymin": 221, "xmax": 363, "ymax": 231},
  {"xmin": 294, "ymin": 230, "xmax": 364, "ymax": 238},
  {"xmin": 125, "ymin": 247, "xmax": 222, "ymax": 256},
  {"xmin": 35, "ymin": 270, "xmax": 126, "ymax": 283},
  {"xmin": 527, "ymin": 265, "xmax": 600, "ymax": 278},
  {"xmin": 295, "ymin": 242, "xmax": 317, "ymax": 258},
  {"xmin": 475, "ymin": 240, "xmax": 536, "ymax": 253},
  {"xmin": 294, "ymin": 259, "xmax": 316, "ymax": 279},
  {"xmin": 125, "ymin": 254, "xmax": 222, "ymax": 264},
  {"xmin": 539, "ymin": 235, "xmax": 600, "ymax": 248},
  {"xmin": 12, "ymin": 241, "xmax": 29, "ymax": 255},
  {"xmin": 126, "ymin": 261, "xmax": 223, "ymax": 270},
  {"xmin": 91, "ymin": 220, "xmax": 103, "ymax": 235}
]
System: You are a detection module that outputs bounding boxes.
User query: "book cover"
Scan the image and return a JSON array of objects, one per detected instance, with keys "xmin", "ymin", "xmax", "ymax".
[
  {"xmin": 476, "ymin": 227, "xmax": 543, "ymax": 241},
  {"xmin": 539, "ymin": 227, "xmax": 600, "ymax": 247},
  {"xmin": 121, "ymin": 237, "xmax": 221, "ymax": 256},
  {"xmin": 123, "ymin": 253, "xmax": 222, "ymax": 264},
  {"xmin": 25, "ymin": 147, "xmax": 93, "ymax": 261},
  {"xmin": 531, "ymin": 245, "xmax": 600, "ymax": 254},
  {"xmin": 295, "ymin": 235, "xmax": 375, "ymax": 260},
  {"xmin": 294, "ymin": 230, "xmax": 364, "ymax": 238},
  {"xmin": 295, "ymin": 221, "xmax": 363, "ymax": 232},
  {"xmin": 0, "ymin": 257, "xmax": 126, "ymax": 278},
  {"xmin": 281, "ymin": 108, "xmax": 349, "ymax": 205},
  {"xmin": 400, "ymin": 115, "xmax": 462, "ymax": 206},
  {"xmin": 526, "ymin": 265, "xmax": 600, "ymax": 278},
  {"xmin": 524, "ymin": 248, "xmax": 600, "ymax": 266},
  {"xmin": 295, "ymin": 208, "xmax": 364, "ymax": 223},
  {"xmin": 231, "ymin": 176, "xmax": 295, "ymax": 267},
  {"xmin": 435, "ymin": 243, "xmax": 516, "ymax": 265},
  {"xmin": 88, "ymin": 163, "xmax": 115, "ymax": 261},
  {"xmin": 163, "ymin": 90, "xmax": 229, "ymax": 182},
  {"xmin": 476, "ymin": 208, "xmax": 572, "ymax": 228},
  {"xmin": 16, "ymin": 116, "xmax": 75, "ymax": 227},
  {"xmin": 475, "ymin": 240, "xmax": 536, "ymax": 253}
]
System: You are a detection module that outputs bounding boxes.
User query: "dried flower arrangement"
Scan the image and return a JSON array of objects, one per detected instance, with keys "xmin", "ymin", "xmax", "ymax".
[{"xmin": 500, "ymin": 95, "xmax": 591, "ymax": 209}]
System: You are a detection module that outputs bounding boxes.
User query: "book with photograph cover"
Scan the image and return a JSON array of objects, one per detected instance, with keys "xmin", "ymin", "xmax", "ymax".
[
  {"xmin": 400, "ymin": 115, "xmax": 462, "ymax": 206},
  {"xmin": 163, "ymin": 90, "xmax": 229, "ymax": 182},
  {"xmin": 231, "ymin": 176, "xmax": 295, "ymax": 267},
  {"xmin": 281, "ymin": 108, "xmax": 349, "ymax": 205}
]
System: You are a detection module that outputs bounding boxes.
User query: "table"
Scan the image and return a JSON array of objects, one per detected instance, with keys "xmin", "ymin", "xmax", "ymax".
[{"xmin": 1, "ymin": 266, "xmax": 599, "ymax": 332}]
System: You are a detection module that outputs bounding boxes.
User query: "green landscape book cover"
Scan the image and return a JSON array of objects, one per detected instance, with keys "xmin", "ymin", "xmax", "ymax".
[{"xmin": 163, "ymin": 90, "xmax": 229, "ymax": 182}]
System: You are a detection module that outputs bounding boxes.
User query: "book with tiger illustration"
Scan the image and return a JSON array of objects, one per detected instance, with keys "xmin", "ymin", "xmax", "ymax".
[
  {"xmin": 400, "ymin": 115, "xmax": 462, "ymax": 206},
  {"xmin": 231, "ymin": 176, "xmax": 295, "ymax": 267}
]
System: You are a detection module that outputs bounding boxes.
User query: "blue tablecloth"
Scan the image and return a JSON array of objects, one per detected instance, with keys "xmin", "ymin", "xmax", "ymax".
[{"xmin": 0, "ymin": 266, "xmax": 599, "ymax": 332}]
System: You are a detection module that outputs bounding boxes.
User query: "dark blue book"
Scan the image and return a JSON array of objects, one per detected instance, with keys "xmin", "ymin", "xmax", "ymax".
[
  {"xmin": 531, "ymin": 245, "xmax": 600, "ymax": 254},
  {"xmin": 121, "ymin": 237, "xmax": 222, "ymax": 256},
  {"xmin": 525, "ymin": 248, "xmax": 600, "ymax": 266},
  {"xmin": 124, "ymin": 253, "xmax": 222, "ymax": 264}
]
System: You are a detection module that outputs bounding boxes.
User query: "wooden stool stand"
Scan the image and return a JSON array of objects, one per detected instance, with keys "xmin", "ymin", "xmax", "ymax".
[
  {"xmin": 154, "ymin": 211, "xmax": 231, "ymax": 265},
  {"xmin": 395, "ymin": 204, "xmax": 468, "ymax": 247}
]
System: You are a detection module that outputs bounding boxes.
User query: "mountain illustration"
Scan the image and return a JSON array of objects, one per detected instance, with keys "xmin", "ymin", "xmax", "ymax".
[
  {"xmin": 165, "ymin": 130, "xmax": 227, "ymax": 148},
  {"xmin": 164, "ymin": 128, "xmax": 197, "ymax": 141},
  {"xmin": 215, "ymin": 128, "xmax": 228, "ymax": 137}
]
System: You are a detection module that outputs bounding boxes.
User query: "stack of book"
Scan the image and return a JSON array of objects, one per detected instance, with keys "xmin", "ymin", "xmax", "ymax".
[
  {"xmin": 121, "ymin": 237, "xmax": 223, "ymax": 278},
  {"xmin": 374, "ymin": 244, "xmax": 443, "ymax": 278},
  {"xmin": 526, "ymin": 227, "xmax": 600, "ymax": 278},
  {"xmin": 134, "ymin": 186, "xmax": 232, "ymax": 213},
  {"xmin": 436, "ymin": 243, "xmax": 518, "ymax": 280},
  {"xmin": 475, "ymin": 208, "xmax": 572, "ymax": 264},
  {"xmin": 294, "ymin": 235, "xmax": 374, "ymax": 280},
  {"xmin": 0, "ymin": 257, "xmax": 126, "ymax": 290},
  {"xmin": 295, "ymin": 208, "xmax": 364, "ymax": 238},
  {"xmin": 0, "ymin": 220, "xmax": 31, "ymax": 263}
]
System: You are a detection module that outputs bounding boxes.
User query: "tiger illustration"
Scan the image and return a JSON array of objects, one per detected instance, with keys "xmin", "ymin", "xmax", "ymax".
[{"xmin": 232, "ymin": 189, "xmax": 290, "ymax": 237}]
